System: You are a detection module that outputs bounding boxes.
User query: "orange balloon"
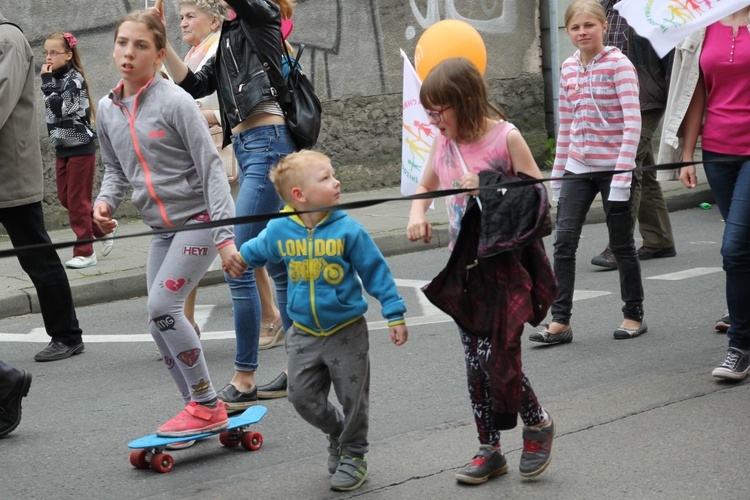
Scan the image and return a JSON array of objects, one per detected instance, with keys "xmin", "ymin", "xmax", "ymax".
[{"xmin": 414, "ymin": 19, "xmax": 487, "ymax": 82}]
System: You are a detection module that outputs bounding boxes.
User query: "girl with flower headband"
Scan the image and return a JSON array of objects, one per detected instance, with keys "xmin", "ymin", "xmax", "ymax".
[{"xmin": 41, "ymin": 32, "xmax": 117, "ymax": 269}]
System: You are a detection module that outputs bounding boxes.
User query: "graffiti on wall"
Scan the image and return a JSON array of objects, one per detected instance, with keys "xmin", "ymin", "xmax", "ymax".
[
  {"xmin": 406, "ymin": 0, "xmax": 519, "ymax": 37},
  {"xmin": 293, "ymin": 0, "xmax": 526, "ymax": 100}
]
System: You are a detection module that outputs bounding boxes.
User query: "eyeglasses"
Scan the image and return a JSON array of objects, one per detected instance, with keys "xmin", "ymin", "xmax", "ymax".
[
  {"xmin": 42, "ymin": 50, "xmax": 69, "ymax": 58},
  {"xmin": 425, "ymin": 106, "xmax": 452, "ymax": 123}
]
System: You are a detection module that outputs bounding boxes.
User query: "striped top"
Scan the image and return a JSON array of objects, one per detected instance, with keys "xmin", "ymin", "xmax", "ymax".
[{"xmin": 552, "ymin": 46, "xmax": 641, "ymax": 202}]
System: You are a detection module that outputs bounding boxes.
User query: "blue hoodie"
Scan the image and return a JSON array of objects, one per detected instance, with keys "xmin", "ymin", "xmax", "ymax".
[{"xmin": 240, "ymin": 208, "xmax": 406, "ymax": 336}]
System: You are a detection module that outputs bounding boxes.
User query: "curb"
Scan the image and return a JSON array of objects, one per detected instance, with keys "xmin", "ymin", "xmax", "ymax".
[{"xmin": 0, "ymin": 185, "xmax": 715, "ymax": 320}]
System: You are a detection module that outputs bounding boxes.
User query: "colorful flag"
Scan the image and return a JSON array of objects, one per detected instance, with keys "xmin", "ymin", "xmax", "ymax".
[
  {"xmin": 615, "ymin": 0, "xmax": 750, "ymax": 57},
  {"xmin": 400, "ymin": 49, "xmax": 437, "ymax": 198}
]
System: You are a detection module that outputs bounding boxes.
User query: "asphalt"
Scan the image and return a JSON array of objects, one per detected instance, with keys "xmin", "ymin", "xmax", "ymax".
[{"xmin": 0, "ymin": 166, "xmax": 713, "ymax": 319}]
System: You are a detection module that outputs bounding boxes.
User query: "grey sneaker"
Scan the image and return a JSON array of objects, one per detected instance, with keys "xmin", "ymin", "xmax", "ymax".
[
  {"xmin": 455, "ymin": 444, "xmax": 508, "ymax": 485},
  {"xmin": 712, "ymin": 348, "xmax": 750, "ymax": 381},
  {"xmin": 519, "ymin": 414, "xmax": 555, "ymax": 477},
  {"xmin": 330, "ymin": 455, "xmax": 368, "ymax": 492},
  {"xmin": 327, "ymin": 434, "xmax": 340, "ymax": 474}
]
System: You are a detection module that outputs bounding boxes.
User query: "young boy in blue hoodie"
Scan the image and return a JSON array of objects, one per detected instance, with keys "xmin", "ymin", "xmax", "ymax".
[{"xmin": 236, "ymin": 150, "xmax": 409, "ymax": 492}]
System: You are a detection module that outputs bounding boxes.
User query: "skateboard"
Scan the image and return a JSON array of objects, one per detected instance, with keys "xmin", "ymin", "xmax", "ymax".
[{"xmin": 127, "ymin": 405, "xmax": 267, "ymax": 473}]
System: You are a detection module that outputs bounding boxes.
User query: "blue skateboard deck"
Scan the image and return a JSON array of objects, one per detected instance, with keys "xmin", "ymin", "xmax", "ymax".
[{"xmin": 128, "ymin": 405, "xmax": 267, "ymax": 473}]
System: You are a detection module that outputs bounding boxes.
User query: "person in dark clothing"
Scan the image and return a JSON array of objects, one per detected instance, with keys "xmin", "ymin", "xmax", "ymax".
[
  {"xmin": 0, "ymin": 11, "xmax": 85, "ymax": 362},
  {"xmin": 591, "ymin": 0, "xmax": 677, "ymax": 269}
]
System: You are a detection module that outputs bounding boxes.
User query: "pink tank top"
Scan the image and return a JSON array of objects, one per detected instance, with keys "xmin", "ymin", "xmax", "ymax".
[{"xmin": 432, "ymin": 120, "xmax": 516, "ymax": 248}]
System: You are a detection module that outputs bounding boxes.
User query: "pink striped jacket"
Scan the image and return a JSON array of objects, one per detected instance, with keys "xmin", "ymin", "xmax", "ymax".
[{"xmin": 552, "ymin": 46, "xmax": 641, "ymax": 202}]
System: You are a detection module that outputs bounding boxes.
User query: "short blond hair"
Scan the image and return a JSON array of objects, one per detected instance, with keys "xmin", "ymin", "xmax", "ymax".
[
  {"xmin": 271, "ymin": 150, "xmax": 331, "ymax": 206},
  {"xmin": 564, "ymin": 0, "xmax": 607, "ymax": 29}
]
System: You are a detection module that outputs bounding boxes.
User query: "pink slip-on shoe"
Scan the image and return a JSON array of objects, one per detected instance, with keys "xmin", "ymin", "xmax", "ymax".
[{"xmin": 156, "ymin": 401, "xmax": 229, "ymax": 437}]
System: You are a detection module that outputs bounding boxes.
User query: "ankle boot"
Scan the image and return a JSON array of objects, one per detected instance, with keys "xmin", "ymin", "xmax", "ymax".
[{"xmin": 0, "ymin": 360, "xmax": 32, "ymax": 438}]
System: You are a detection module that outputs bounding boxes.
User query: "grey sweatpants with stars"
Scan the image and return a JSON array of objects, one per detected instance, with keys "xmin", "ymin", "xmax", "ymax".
[{"xmin": 286, "ymin": 316, "xmax": 370, "ymax": 458}]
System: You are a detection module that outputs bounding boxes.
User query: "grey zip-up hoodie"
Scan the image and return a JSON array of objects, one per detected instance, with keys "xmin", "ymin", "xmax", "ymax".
[{"xmin": 95, "ymin": 73, "xmax": 235, "ymax": 248}]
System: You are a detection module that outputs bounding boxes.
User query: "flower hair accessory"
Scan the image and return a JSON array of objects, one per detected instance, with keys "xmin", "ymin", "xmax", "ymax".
[{"xmin": 63, "ymin": 32, "xmax": 77, "ymax": 49}]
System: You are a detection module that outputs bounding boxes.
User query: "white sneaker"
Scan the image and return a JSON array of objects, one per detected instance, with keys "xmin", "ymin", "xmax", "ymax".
[
  {"xmin": 101, "ymin": 219, "xmax": 118, "ymax": 257},
  {"xmin": 65, "ymin": 253, "xmax": 97, "ymax": 269}
]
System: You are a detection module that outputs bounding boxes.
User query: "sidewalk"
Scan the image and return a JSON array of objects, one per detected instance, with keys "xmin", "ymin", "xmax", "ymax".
[{"xmin": 0, "ymin": 168, "xmax": 713, "ymax": 319}]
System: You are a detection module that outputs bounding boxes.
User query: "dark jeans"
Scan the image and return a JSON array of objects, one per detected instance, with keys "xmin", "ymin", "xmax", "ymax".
[
  {"xmin": 552, "ymin": 174, "xmax": 644, "ymax": 324},
  {"xmin": 0, "ymin": 202, "xmax": 82, "ymax": 345},
  {"xmin": 702, "ymin": 150, "xmax": 750, "ymax": 350}
]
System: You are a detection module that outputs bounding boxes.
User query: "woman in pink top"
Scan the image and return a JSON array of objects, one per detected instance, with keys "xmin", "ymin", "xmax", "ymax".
[
  {"xmin": 677, "ymin": 5, "xmax": 750, "ymax": 380},
  {"xmin": 532, "ymin": 0, "xmax": 645, "ymax": 345},
  {"xmin": 407, "ymin": 57, "xmax": 555, "ymax": 485}
]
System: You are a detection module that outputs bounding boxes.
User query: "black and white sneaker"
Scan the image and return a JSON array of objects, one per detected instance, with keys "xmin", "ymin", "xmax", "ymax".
[{"xmin": 712, "ymin": 348, "xmax": 750, "ymax": 381}]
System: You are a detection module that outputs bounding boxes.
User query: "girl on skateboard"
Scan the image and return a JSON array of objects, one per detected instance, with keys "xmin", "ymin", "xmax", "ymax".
[{"xmin": 93, "ymin": 10, "xmax": 245, "ymax": 437}]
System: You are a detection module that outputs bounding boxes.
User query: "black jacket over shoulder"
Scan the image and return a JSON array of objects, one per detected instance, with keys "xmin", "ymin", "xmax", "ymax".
[{"xmin": 179, "ymin": 0, "xmax": 289, "ymax": 147}]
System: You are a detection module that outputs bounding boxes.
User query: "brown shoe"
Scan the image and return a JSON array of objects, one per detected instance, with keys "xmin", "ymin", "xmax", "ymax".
[
  {"xmin": 637, "ymin": 246, "xmax": 676, "ymax": 260},
  {"xmin": 591, "ymin": 248, "xmax": 617, "ymax": 270}
]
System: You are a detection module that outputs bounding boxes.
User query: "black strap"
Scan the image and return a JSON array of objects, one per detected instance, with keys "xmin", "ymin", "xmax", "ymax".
[{"xmin": 0, "ymin": 20, "xmax": 23, "ymax": 32}]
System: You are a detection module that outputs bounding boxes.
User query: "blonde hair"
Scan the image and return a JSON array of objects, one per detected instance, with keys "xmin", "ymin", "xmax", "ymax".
[
  {"xmin": 564, "ymin": 0, "xmax": 607, "ymax": 29},
  {"xmin": 273, "ymin": 0, "xmax": 296, "ymax": 20},
  {"xmin": 271, "ymin": 150, "xmax": 331, "ymax": 205},
  {"xmin": 46, "ymin": 32, "xmax": 96, "ymax": 120}
]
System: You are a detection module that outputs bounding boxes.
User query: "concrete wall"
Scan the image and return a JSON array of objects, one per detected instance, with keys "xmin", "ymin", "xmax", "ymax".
[{"xmin": 3, "ymin": 0, "xmax": 547, "ymax": 229}]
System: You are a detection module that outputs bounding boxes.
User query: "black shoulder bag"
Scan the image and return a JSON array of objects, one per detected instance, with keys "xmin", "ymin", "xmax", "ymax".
[
  {"xmin": 281, "ymin": 42, "xmax": 322, "ymax": 151},
  {"xmin": 240, "ymin": 21, "xmax": 322, "ymax": 151}
]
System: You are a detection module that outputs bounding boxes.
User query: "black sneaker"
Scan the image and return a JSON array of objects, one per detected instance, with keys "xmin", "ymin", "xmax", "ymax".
[
  {"xmin": 519, "ymin": 414, "xmax": 555, "ymax": 477},
  {"xmin": 257, "ymin": 371, "xmax": 287, "ymax": 399},
  {"xmin": 34, "ymin": 341, "xmax": 84, "ymax": 362},
  {"xmin": 715, "ymin": 312, "xmax": 730, "ymax": 333},
  {"xmin": 455, "ymin": 445, "xmax": 508, "ymax": 485},
  {"xmin": 712, "ymin": 348, "xmax": 750, "ymax": 381},
  {"xmin": 591, "ymin": 248, "xmax": 617, "ymax": 270},
  {"xmin": 216, "ymin": 384, "xmax": 258, "ymax": 412},
  {"xmin": 327, "ymin": 434, "xmax": 340, "ymax": 474}
]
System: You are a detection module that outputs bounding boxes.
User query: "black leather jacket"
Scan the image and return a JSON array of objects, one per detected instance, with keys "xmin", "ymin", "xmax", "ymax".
[{"xmin": 179, "ymin": 0, "xmax": 289, "ymax": 147}]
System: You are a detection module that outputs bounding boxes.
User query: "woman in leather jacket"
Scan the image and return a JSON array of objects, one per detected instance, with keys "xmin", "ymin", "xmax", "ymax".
[{"xmin": 158, "ymin": 0, "xmax": 296, "ymax": 411}]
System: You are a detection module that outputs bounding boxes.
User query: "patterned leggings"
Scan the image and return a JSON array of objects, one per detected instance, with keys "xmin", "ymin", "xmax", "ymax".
[{"xmin": 459, "ymin": 327, "xmax": 544, "ymax": 447}]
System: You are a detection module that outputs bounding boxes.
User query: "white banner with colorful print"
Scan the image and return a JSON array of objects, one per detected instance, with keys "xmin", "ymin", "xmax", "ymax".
[
  {"xmin": 400, "ymin": 49, "xmax": 437, "ymax": 198},
  {"xmin": 615, "ymin": 0, "xmax": 750, "ymax": 57}
]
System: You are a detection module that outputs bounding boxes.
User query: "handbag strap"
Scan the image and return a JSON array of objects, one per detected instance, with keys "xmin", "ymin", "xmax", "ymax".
[
  {"xmin": 452, "ymin": 140, "xmax": 482, "ymax": 210},
  {"xmin": 281, "ymin": 39, "xmax": 305, "ymax": 87}
]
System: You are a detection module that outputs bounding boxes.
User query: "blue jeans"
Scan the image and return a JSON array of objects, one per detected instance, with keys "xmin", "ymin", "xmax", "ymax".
[
  {"xmin": 228, "ymin": 124, "xmax": 295, "ymax": 372},
  {"xmin": 702, "ymin": 150, "xmax": 750, "ymax": 350},
  {"xmin": 551, "ymin": 173, "xmax": 644, "ymax": 324}
]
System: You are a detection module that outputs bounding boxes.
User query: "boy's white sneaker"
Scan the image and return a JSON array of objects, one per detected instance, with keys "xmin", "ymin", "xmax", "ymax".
[{"xmin": 65, "ymin": 253, "xmax": 97, "ymax": 269}]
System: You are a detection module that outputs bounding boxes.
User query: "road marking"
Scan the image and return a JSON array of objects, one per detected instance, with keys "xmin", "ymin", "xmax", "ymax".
[
  {"xmin": 0, "ymin": 282, "xmax": 614, "ymax": 342},
  {"xmin": 646, "ymin": 267, "xmax": 722, "ymax": 281}
]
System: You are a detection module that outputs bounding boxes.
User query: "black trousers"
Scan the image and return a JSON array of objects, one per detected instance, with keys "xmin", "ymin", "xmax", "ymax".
[
  {"xmin": 551, "ymin": 174, "xmax": 644, "ymax": 324},
  {"xmin": 0, "ymin": 202, "xmax": 82, "ymax": 345}
]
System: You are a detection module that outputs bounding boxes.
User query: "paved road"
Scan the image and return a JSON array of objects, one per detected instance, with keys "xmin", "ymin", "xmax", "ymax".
[{"xmin": 1, "ymin": 208, "xmax": 749, "ymax": 499}]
